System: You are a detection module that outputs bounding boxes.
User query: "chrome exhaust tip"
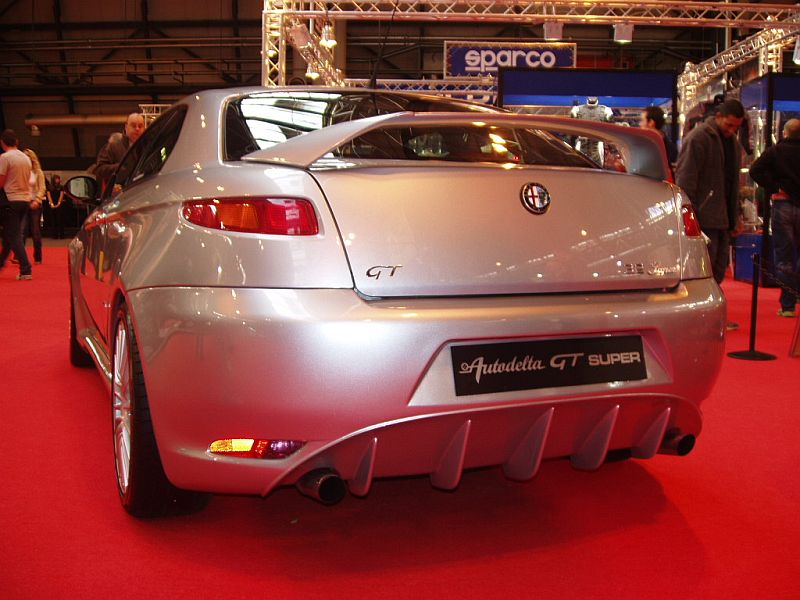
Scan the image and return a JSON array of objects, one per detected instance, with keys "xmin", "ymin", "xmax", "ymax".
[
  {"xmin": 296, "ymin": 468, "xmax": 347, "ymax": 505},
  {"xmin": 660, "ymin": 430, "xmax": 696, "ymax": 456}
]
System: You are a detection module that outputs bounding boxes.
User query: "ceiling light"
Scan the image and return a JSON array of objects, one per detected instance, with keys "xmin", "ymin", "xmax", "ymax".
[
  {"xmin": 613, "ymin": 23, "xmax": 634, "ymax": 44},
  {"xmin": 543, "ymin": 22, "xmax": 563, "ymax": 41},
  {"xmin": 305, "ymin": 63, "xmax": 320, "ymax": 80},
  {"xmin": 320, "ymin": 22, "xmax": 338, "ymax": 49}
]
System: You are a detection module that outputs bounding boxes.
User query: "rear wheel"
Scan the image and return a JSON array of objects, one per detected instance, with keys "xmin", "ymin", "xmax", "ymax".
[
  {"xmin": 69, "ymin": 292, "xmax": 94, "ymax": 368},
  {"xmin": 112, "ymin": 304, "xmax": 208, "ymax": 517}
]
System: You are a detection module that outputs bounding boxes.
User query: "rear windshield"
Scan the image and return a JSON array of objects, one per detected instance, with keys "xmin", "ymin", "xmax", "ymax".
[
  {"xmin": 331, "ymin": 125, "xmax": 594, "ymax": 167},
  {"xmin": 225, "ymin": 90, "xmax": 490, "ymax": 160},
  {"xmin": 225, "ymin": 90, "xmax": 595, "ymax": 168}
]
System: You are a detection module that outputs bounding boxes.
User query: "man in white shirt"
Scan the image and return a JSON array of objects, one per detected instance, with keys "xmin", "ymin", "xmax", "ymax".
[{"xmin": 0, "ymin": 129, "xmax": 33, "ymax": 279}]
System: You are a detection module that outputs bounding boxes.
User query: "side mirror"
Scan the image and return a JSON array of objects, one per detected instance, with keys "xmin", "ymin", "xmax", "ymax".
[{"xmin": 62, "ymin": 176, "xmax": 99, "ymax": 206}]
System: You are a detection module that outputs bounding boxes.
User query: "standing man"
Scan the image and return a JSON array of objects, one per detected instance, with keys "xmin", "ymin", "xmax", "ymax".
[
  {"xmin": 639, "ymin": 105, "xmax": 678, "ymax": 166},
  {"xmin": 93, "ymin": 112, "xmax": 145, "ymax": 195},
  {"xmin": 0, "ymin": 129, "xmax": 33, "ymax": 280},
  {"xmin": 675, "ymin": 99, "xmax": 745, "ymax": 286},
  {"xmin": 749, "ymin": 118, "xmax": 800, "ymax": 317}
]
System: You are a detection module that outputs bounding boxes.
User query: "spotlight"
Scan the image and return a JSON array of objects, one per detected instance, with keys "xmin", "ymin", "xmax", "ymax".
[
  {"xmin": 543, "ymin": 21, "xmax": 563, "ymax": 41},
  {"xmin": 794, "ymin": 36, "xmax": 800, "ymax": 65},
  {"xmin": 305, "ymin": 63, "xmax": 320, "ymax": 81},
  {"xmin": 320, "ymin": 22, "xmax": 338, "ymax": 49},
  {"xmin": 613, "ymin": 23, "xmax": 634, "ymax": 44}
]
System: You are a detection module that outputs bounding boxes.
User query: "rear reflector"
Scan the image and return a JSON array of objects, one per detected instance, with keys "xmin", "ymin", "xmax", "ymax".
[
  {"xmin": 681, "ymin": 204, "xmax": 702, "ymax": 237},
  {"xmin": 183, "ymin": 197, "xmax": 318, "ymax": 235},
  {"xmin": 209, "ymin": 438, "xmax": 305, "ymax": 459}
]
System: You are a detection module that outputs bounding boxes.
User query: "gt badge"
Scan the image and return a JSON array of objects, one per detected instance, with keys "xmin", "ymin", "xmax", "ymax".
[
  {"xmin": 520, "ymin": 183, "xmax": 551, "ymax": 215},
  {"xmin": 366, "ymin": 265, "xmax": 402, "ymax": 280}
]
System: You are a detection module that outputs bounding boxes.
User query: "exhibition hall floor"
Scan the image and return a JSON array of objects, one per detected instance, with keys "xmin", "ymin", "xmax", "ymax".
[{"xmin": 1, "ymin": 246, "xmax": 798, "ymax": 599}]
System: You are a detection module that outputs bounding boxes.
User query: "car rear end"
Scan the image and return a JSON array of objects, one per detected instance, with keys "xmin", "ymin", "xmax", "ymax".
[{"xmin": 122, "ymin": 92, "xmax": 724, "ymax": 498}]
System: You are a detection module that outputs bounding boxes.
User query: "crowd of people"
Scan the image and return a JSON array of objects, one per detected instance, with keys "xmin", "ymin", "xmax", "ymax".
[
  {"xmin": 640, "ymin": 99, "xmax": 798, "ymax": 319},
  {"xmin": 0, "ymin": 112, "xmax": 144, "ymax": 281}
]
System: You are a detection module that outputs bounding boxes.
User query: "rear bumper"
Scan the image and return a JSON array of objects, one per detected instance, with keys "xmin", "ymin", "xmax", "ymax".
[{"xmin": 127, "ymin": 279, "xmax": 725, "ymax": 495}]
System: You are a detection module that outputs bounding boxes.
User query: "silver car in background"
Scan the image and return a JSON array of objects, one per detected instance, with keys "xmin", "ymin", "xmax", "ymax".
[{"xmin": 66, "ymin": 88, "xmax": 725, "ymax": 517}]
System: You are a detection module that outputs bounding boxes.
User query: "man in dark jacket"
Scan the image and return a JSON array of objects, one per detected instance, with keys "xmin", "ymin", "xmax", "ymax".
[
  {"xmin": 675, "ymin": 99, "xmax": 745, "ymax": 285},
  {"xmin": 749, "ymin": 118, "xmax": 800, "ymax": 317},
  {"xmin": 93, "ymin": 112, "xmax": 145, "ymax": 195}
]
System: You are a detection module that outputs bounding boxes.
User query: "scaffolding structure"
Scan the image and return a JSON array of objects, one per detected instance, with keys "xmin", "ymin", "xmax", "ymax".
[
  {"xmin": 263, "ymin": 1, "xmax": 800, "ymax": 104},
  {"xmin": 678, "ymin": 18, "xmax": 800, "ymax": 112}
]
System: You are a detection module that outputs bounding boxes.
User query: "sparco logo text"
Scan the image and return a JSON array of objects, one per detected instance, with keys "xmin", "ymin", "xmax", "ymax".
[{"xmin": 464, "ymin": 49, "xmax": 558, "ymax": 73}]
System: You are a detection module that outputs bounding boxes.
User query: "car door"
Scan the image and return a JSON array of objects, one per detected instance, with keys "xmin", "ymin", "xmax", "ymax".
[{"xmin": 80, "ymin": 106, "xmax": 187, "ymax": 345}]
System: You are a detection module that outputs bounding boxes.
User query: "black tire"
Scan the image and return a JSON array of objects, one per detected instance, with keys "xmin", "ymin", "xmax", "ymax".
[
  {"xmin": 112, "ymin": 304, "xmax": 208, "ymax": 517},
  {"xmin": 69, "ymin": 292, "xmax": 95, "ymax": 368}
]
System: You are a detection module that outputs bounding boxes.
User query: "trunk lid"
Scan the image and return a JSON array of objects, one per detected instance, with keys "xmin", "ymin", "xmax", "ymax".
[{"xmin": 312, "ymin": 164, "xmax": 681, "ymax": 297}]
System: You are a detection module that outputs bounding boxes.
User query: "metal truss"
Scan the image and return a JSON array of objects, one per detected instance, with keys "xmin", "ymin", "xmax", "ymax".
[
  {"xmin": 265, "ymin": 2, "xmax": 800, "ymax": 28},
  {"xmin": 344, "ymin": 76, "xmax": 496, "ymax": 101},
  {"xmin": 263, "ymin": 1, "xmax": 800, "ymax": 99},
  {"xmin": 263, "ymin": 9, "xmax": 344, "ymax": 85},
  {"xmin": 678, "ymin": 18, "xmax": 800, "ymax": 111},
  {"xmin": 139, "ymin": 103, "xmax": 173, "ymax": 125}
]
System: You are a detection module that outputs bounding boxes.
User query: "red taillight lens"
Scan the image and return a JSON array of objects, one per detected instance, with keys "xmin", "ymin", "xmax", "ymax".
[
  {"xmin": 681, "ymin": 204, "xmax": 702, "ymax": 237},
  {"xmin": 182, "ymin": 197, "xmax": 318, "ymax": 235}
]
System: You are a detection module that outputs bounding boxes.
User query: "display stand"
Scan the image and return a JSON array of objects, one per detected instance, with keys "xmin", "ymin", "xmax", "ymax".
[
  {"xmin": 791, "ymin": 317, "xmax": 800, "ymax": 358},
  {"xmin": 728, "ymin": 253, "xmax": 777, "ymax": 361}
]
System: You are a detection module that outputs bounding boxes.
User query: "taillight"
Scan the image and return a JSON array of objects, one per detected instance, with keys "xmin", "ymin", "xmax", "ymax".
[
  {"xmin": 182, "ymin": 197, "xmax": 318, "ymax": 235},
  {"xmin": 209, "ymin": 438, "xmax": 305, "ymax": 459},
  {"xmin": 681, "ymin": 204, "xmax": 702, "ymax": 237}
]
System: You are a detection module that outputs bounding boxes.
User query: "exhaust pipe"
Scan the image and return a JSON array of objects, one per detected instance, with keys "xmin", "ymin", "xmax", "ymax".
[
  {"xmin": 660, "ymin": 430, "xmax": 696, "ymax": 456},
  {"xmin": 296, "ymin": 468, "xmax": 347, "ymax": 505}
]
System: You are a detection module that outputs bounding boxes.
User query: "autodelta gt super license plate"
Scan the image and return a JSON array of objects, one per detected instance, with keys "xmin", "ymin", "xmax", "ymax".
[{"xmin": 450, "ymin": 335, "xmax": 647, "ymax": 396}]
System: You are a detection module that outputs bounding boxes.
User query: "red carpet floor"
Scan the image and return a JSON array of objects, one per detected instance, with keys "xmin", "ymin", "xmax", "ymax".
[{"xmin": 1, "ymin": 246, "xmax": 799, "ymax": 599}]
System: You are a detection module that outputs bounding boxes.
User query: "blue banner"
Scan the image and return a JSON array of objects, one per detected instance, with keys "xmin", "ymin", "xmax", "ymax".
[
  {"xmin": 445, "ymin": 41, "xmax": 576, "ymax": 78},
  {"xmin": 499, "ymin": 69, "xmax": 677, "ymax": 108}
]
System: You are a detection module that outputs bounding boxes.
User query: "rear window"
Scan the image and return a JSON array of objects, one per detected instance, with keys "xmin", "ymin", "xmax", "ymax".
[
  {"xmin": 225, "ymin": 90, "xmax": 496, "ymax": 161},
  {"xmin": 332, "ymin": 125, "xmax": 595, "ymax": 167}
]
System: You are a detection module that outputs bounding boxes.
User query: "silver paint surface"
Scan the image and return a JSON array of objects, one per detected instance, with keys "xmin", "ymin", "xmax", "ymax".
[{"xmin": 68, "ymin": 87, "xmax": 726, "ymax": 497}]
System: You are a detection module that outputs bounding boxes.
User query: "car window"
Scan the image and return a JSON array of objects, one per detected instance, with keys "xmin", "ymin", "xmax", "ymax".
[
  {"xmin": 333, "ymin": 125, "xmax": 596, "ymax": 167},
  {"xmin": 108, "ymin": 105, "xmax": 187, "ymax": 197},
  {"xmin": 127, "ymin": 105, "xmax": 188, "ymax": 185},
  {"xmin": 224, "ymin": 91, "xmax": 492, "ymax": 160}
]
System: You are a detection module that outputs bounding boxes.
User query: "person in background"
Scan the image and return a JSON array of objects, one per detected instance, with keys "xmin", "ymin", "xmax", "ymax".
[
  {"xmin": 23, "ymin": 149, "xmax": 45, "ymax": 264},
  {"xmin": 675, "ymin": 99, "xmax": 745, "ymax": 331},
  {"xmin": 45, "ymin": 173, "xmax": 68, "ymax": 239},
  {"xmin": 675, "ymin": 99, "xmax": 745, "ymax": 284},
  {"xmin": 93, "ymin": 113, "xmax": 145, "ymax": 194},
  {"xmin": 749, "ymin": 118, "xmax": 800, "ymax": 318},
  {"xmin": 639, "ymin": 105, "xmax": 678, "ymax": 166},
  {"xmin": 0, "ymin": 129, "xmax": 33, "ymax": 279}
]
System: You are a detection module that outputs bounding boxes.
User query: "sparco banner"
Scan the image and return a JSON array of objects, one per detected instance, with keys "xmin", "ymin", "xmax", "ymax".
[{"xmin": 445, "ymin": 41, "xmax": 576, "ymax": 78}]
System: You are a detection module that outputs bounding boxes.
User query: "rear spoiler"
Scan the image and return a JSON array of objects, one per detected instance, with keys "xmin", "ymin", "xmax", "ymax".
[{"xmin": 243, "ymin": 111, "xmax": 670, "ymax": 181}]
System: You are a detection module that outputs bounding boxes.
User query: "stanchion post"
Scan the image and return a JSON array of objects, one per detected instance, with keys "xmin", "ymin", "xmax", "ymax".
[
  {"xmin": 790, "ymin": 314, "xmax": 800, "ymax": 358},
  {"xmin": 728, "ymin": 253, "xmax": 777, "ymax": 361}
]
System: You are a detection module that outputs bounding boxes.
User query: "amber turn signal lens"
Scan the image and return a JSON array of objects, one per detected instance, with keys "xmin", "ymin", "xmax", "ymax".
[{"xmin": 183, "ymin": 197, "xmax": 318, "ymax": 235}]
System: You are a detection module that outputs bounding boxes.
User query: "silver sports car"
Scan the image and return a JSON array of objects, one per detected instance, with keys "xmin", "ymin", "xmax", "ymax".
[{"xmin": 66, "ymin": 88, "xmax": 725, "ymax": 517}]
